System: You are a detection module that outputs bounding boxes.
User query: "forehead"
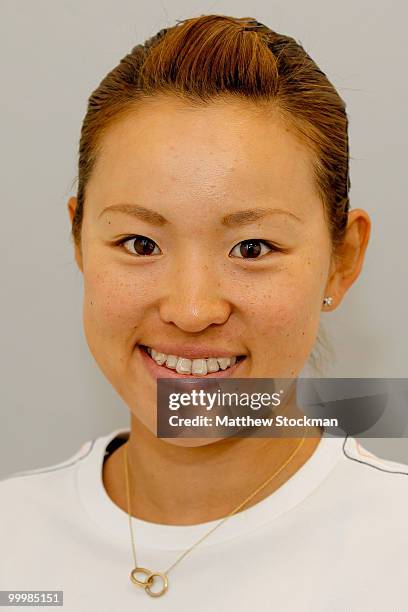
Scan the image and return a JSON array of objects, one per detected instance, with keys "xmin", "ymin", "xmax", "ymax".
[{"xmin": 86, "ymin": 95, "xmax": 321, "ymax": 220}]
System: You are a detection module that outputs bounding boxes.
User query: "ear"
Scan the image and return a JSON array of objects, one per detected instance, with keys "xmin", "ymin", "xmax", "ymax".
[
  {"xmin": 324, "ymin": 209, "xmax": 371, "ymax": 310},
  {"xmin": 67, "ymin": 196, "xmax": 83, "ymax": 273}
]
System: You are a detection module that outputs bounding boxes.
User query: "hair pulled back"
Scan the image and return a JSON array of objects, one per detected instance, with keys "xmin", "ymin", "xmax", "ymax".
[{"xmin": 71, "ymin": 14, "xmax": 350, "ymax": 258}]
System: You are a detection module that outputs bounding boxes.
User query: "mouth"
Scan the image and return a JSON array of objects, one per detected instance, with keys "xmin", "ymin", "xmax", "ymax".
[{"xmin": 138, "ymin": 344, "xmax": 246, "ymax": 378}]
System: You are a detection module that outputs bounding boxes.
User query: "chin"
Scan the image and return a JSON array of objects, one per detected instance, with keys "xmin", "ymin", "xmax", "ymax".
[{"xmin": 158, "ymin": 436, "xmax": 229, "ymax": 447}]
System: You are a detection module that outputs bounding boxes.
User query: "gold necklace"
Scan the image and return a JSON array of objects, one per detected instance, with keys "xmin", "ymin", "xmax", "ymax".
[{"xmin": 124, "ymin": 429, "xmax": 307, "ymax": 598}]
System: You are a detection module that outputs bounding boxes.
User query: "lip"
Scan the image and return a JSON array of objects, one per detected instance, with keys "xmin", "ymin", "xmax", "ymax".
[{"xmin": 137, "ymin": 345, "xmax": 246, "ymax": 380}]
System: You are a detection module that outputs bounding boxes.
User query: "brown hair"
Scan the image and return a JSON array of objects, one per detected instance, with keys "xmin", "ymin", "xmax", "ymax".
[{"xmin": 71, "ymin": 14, "xmax": 350, "ymax": 372}]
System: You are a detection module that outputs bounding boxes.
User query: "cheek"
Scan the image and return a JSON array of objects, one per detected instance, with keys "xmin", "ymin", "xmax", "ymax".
[
  {"xmin": 242, "ymin": 256, "xmax": 327, "ymax": 344},
  {"xmin": 81, "ymin": 265, "xmax": 153, "ymax": 338}
]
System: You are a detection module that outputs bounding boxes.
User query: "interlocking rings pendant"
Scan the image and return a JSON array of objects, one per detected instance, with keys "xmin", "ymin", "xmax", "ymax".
[{"xmin": 130, "ymin": 567, "xmax": 169, "ymax": 597}]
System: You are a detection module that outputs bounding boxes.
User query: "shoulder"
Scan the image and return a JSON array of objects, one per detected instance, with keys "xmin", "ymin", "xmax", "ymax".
[
  {"xmin": 343, "ymin": 436, "xmax": 408, "ymax": 476},
  {"xmin": 341, "ymin": 435, "xmax": 408, "ymax": 503},
  {"xmin": 0, "ymin": 437, "xmax": 95, "ymax": 511},
  {"xmin": 0, "ymin": 435, "xmax": 106, "ymax": 583},
  {"xmin": 0, "ymin": 427, "xmax": 128, "ymax": 503},
  {"xmin": 1, "ymin": 438, "xmax": 95, "ymax": 482}
]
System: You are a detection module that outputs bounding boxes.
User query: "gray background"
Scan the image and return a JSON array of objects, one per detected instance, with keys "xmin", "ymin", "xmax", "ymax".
[{"xmin": 1, "ymin": 0, "xmax": 407, "ymax": 479}]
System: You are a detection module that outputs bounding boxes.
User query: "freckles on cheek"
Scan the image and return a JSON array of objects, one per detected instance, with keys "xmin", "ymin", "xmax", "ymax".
[
  {"xmin": 249, "ymin": 281, "xmax": 318, "ymax": 338},
  {"xmin": 83, "ymin": 271, "xmax": 149, "ymax": 330}
]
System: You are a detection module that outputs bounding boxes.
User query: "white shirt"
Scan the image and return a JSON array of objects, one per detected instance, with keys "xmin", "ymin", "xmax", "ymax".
[{"xmin": 1, "ymin": 427, "xmax": 407, "ymax": 611}]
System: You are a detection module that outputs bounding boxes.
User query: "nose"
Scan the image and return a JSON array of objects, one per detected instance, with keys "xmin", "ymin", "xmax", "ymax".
[{"xmin": 158, "ymin": 260, "xmax": 232, "ymax": 333}]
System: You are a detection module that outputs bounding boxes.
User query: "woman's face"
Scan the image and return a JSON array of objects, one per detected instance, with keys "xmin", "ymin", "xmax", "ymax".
[{"xmin": 70, "ymin": 95, "xmax": 335, "ymax": 439}]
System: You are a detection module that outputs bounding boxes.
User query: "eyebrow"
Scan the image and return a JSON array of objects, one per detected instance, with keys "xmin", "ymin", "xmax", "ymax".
[
  {"xmin": 98, "ymin": 203, "xmax": 168, "ymax": 226},
  {"xmin": 98, "ymin": 203, "xmax": 302, "ymax": 227},
  {"xmin": 221, "ymin": 207, "xmax": 303, "ymax": 227}
]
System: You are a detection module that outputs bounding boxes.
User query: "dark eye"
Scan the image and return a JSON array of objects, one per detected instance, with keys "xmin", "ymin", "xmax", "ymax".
[
  {"xmin": 229, "ymin": 239, "xmax": 275, "ymax": 259},
  {"xmin": 119, "ymin": 235, "xmax": 161, "ymax": 256}
]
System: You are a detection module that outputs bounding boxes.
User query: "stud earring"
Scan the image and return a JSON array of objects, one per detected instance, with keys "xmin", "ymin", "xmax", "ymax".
[{"xmin": 322, "ymin": 296, "xmax": 333, "ymax": 307}]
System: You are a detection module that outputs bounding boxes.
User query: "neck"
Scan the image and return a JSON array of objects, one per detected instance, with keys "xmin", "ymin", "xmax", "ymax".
[{"xmin": 103, "ymin": 412, "xmax": 323, "ymax": 526}]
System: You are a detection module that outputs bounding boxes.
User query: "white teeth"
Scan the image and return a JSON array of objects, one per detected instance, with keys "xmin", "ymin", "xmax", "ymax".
[
  {"xmin": 191, "ymin": 359, "xmax": 207, "ymax": 375},
  {"xmin": 165, "ymin": 355, "xmax": 178, "ymax": 369},
  {"xmin": 206, "ymin": 358, "xmax": 220, "ymax": 373},
  {"xmin": 144, "ymin": 346, "xmax": 240, "ymax": 375},
  {"xmin": 154, "ymin": 352, "xmax": 167, "ymax": 365},
  {"xmin": 217, "ymin": 357, "xmax": 231, "ymax": 370},
  {"xmin": 176, "ymin": 358, "xmax": 192, "ymax": 374}
]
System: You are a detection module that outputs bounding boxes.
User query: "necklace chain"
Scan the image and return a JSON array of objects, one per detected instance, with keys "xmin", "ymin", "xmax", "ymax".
[{"xmin": 124, "ymin": 429, "xmax": 307, "ymax": 597}]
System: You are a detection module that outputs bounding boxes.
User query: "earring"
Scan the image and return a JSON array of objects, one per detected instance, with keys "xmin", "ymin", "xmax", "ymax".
[{"xmin": 322, "ymin": 296, "xmax": 333, "ymax": 307}]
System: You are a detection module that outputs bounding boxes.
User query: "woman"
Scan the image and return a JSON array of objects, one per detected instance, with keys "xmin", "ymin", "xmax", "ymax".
[{"xmin": 1, "ymin": 14, "xmax": 407, "ymax": 611}]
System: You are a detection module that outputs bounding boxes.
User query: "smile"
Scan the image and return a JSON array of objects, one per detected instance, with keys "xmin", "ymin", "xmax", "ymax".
[{"xmin": 140, "ymin": 345, "xmax": 245, "ymax": 376}]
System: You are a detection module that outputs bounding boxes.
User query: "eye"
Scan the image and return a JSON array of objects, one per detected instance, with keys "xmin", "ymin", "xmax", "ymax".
[
  {"xmin": 229, "ymin": 239, "xmax": 278, "ymax": 259},
  {"xmin": 116, "ymin": 235, "xmax": 161, "ymax": 256}
]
